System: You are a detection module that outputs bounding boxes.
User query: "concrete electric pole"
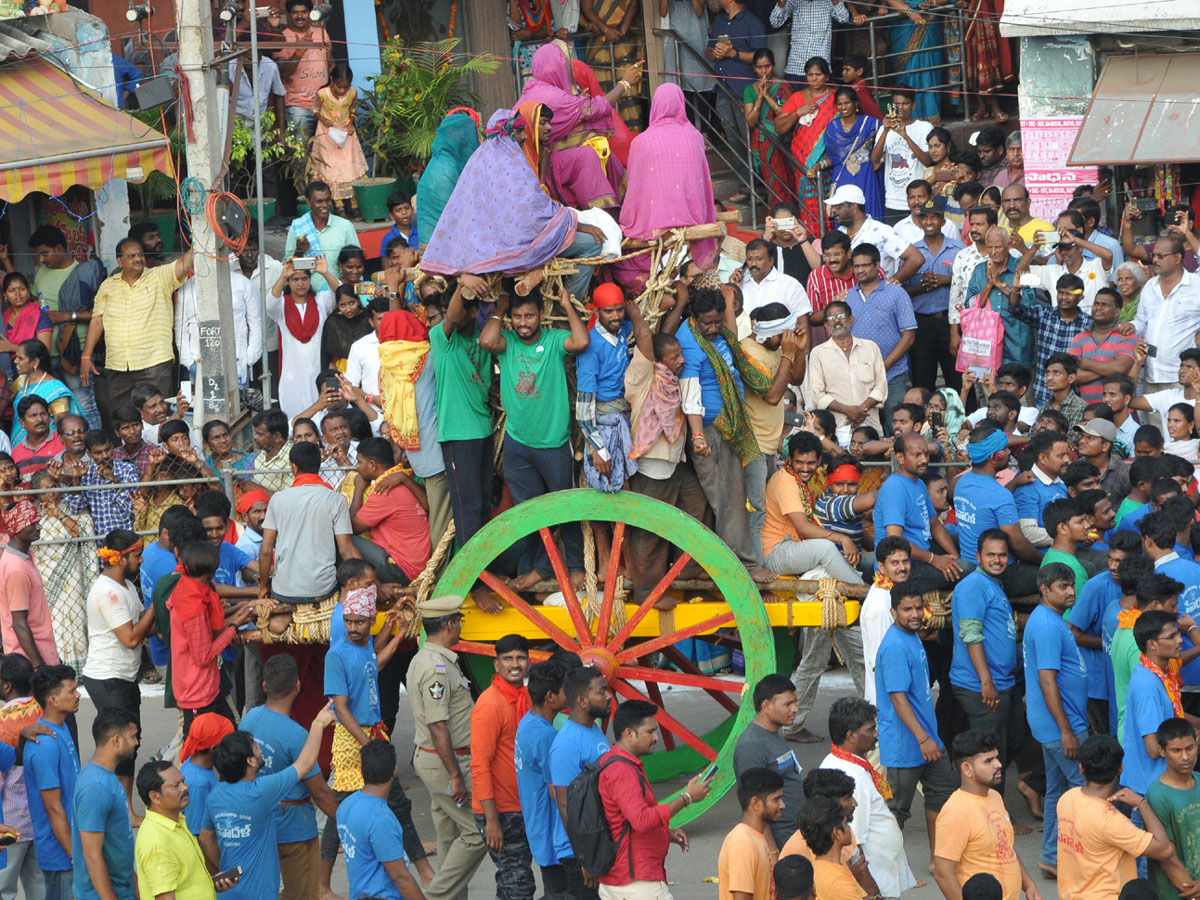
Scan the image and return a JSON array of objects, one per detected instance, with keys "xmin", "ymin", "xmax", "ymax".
[{"xmin": 177, "ymin": 0, "xmax": 240, "ymax": 429}]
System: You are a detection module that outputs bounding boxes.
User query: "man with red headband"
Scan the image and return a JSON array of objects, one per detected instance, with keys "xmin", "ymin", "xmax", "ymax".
[
  {"xmin": 0, "ymin": 501, "xmax": 58, "ymax": 667},
  {"xmin": 815, "ymin": 457, "xmax": 878, "ymax": 576},
  {"xmin": 577, "ymin": 283, "xmax": 635, "ymax": 492}
]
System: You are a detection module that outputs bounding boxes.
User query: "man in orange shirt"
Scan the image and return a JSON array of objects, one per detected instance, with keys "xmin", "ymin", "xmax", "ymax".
[
  {"xmin": 795, "ymin": 794, "xmax": 866, "ymax": 900},
  {"xmin": 933, "ymin": 729, "xmax": 1041, "ymax": 900},
  {"xmin": 719, "ymin": 768, "xmax": 785, "ymax": 900},
  {"xmin": 1056, "ymin": 735, "xmax": 1194, "ymax": 900},
  {"xmin": 469, "ymin": 633, "xmax": 534, "ymax": 900},
  {"xmin": 781, "ymin": 768, "xmax": 881, "ymax": 897}
]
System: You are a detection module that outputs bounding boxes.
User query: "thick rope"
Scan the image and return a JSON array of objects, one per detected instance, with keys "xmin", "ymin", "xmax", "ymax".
[{"xmin": 818, "ymin": 577, "xmax": 848, "ymax": 631}]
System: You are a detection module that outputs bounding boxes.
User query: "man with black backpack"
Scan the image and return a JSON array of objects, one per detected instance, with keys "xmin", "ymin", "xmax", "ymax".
[{"xmin": 588, "ymin": 700, "xmax": 711, "ymax": 900}]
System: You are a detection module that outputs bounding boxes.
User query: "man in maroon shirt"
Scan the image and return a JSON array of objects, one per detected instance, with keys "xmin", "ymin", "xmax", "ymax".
[{"xmin": 596, "ymin": 701, "xmax": 713, "ymax": 897}]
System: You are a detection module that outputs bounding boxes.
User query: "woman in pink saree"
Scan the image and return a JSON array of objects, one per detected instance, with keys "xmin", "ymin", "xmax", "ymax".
[
  {"xmin": 518, "ymin": 42, "xmax": 628, "ymax": 211},
  {"xmin": 612, "ymin": 83, "xmax": 716, "ymax": 291},
  {"xmin": 572, "ymin": 58, "xmax": 633, "ymax": 168}
]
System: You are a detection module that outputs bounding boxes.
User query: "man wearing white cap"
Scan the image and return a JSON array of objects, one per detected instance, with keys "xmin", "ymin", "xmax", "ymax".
[{"xmin": 824, "ymin": 185, "xmax": 923, "ymax": 283}]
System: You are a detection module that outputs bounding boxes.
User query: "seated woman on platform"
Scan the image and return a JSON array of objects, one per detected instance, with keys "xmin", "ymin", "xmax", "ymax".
[
  {"xmin": 422, "ymin": 107, "xmax": 609, "ymax": 302},
  {"xmin": 613, "ymin": 83, "xmax": 718, "ymax": 292},
  {"xmin": 517, "ymin": 41, "xmax": 639, "ymax": 211}
]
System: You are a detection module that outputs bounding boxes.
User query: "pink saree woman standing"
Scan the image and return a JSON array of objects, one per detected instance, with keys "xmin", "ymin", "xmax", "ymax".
[
  {"xmin": 613, "ymin": 83, "xmax": 717, "ymax": 291},
  {"xmin": 518, "ymin": 42, "xmax": 627, "ymax": 210}
]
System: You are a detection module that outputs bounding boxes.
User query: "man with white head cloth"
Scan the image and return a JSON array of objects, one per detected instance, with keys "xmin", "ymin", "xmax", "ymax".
[{"xmin": 740, "ymin": 302, "xmax": 808, "ymax": 563}]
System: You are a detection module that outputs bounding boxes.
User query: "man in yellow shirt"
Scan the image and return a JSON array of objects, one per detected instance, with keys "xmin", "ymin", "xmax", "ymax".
[
  {"xmin": 719, "ymin": 768, "xmax": 785, "ymax": 900},
  {"xmin": 933, "ymin": 729, "xmax": 1041, "ymax": 900},
  {"xmin": 1000, "ymin": 184, "xmax": 1054, "ymax": 251},
  {"xmin": 135, "ymin": 759, "xmax": 240, "ymax": 900}
]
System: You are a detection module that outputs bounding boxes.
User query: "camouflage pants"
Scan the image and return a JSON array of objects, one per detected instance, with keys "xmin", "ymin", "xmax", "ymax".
[{"xmin": 474, "ymin": 811, "xmax": 535, "ymax": 900}]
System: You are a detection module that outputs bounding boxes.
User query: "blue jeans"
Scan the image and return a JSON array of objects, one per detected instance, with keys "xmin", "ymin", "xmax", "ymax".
[
  {"xmin": 43, "ymin": 868, "xmax": 72, "ymax": 900},
  {"xmin": 557, "ymin": 230, "xmax": 603, "ymax": 302},
  {"xmin": 286, "ymin": 105, "xmax": 316, "ymax": 140},
  {"xmin": 51, "ymin": 357, "xmax": 100, "ymax": 430},
  {"xmin": 1041, "ymin": 730, "xmax": 1088, "ymax": 866},
  {"xmin": 882, "ymin": 371, "xmax": 909, "ymax": 436}
]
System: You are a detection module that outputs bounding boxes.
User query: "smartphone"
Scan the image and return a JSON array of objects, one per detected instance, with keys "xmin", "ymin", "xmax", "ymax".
[
  {"xmin": 701, "ymin": 763, "xmax": 719, "ymax": 783},
  {"xmin": 293, "ymin": 256, "xmax": 316, "ymax": 271},
  {"xmin": 0, "ymin": 834, "xmax": 15, "ymax": 847},
  {"xmin": 1146, "ymin": 343, "xmax": 1158, "ymax": 358},
  {"xmin": 775, "ymin": 216, "xmax": 796, "ymax": 231},
  {"xmin": 929, "ymin": 411, "xmax": 943, "ymax": 429},
  {"xmin": 1034, "ymin": 230, "xmax": 1058, "ymax": 247},
  {"xmin": 213, "ymin": 866, "xmax": 242, "ymax": 884},
  {"xmin": 179, "ymin": 380, "xmax": 192, "ymax": 404},
  {"xmin": 1019, "ymin": 272, "xmax": 1040, "ymax": 287},
  {"xmin": 849, "ymin": 846, "xmax": 864, "ymax": 866},
  {"xmin": 718, "ymin": 33, "xmax": 730, "ymax": 42},
  {"xmin": 967, "ymin": 365, "xmax": 990, "ymax": 379},
  {"xmin": 323, "ymin": 374, "xmax": 340, "ymax": 392}
]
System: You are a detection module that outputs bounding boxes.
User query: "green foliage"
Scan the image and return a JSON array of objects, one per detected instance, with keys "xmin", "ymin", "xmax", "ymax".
[
  {"xmin": 128, "ymin": 107, "xmax": 186, "ymax": 213},
  {"xmin": 363, "ymin": 37, "xmax": 496, "ymax": 176},
  {"xmin": 229, "ymin": 109, "xmax": 288, "ymax": 197}
]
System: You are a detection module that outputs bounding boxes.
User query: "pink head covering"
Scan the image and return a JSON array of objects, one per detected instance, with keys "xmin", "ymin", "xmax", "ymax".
[
  {"xmin": 518, "ymin": 43, "xmax": 610, "ymax": 142},
  {"xmin": 343, "ymin": 585, "xmax": 378, "ymax": 619},
  {"xmin": 617, "ymin": 84, "xmax": 717, "ymax": 270},
  {"xmin": 2, "ymin": 500, "xmax": 38, "ymax": 536}
]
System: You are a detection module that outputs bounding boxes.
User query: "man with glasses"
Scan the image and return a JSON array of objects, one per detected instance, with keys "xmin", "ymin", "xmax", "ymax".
[
  {"xmin": 1120, "ymin": 233, "xmax": 1200, "ymax": 394},
  {"xmin": 809, "ymin": 300, "xmax": 888, "ymax": 441}
]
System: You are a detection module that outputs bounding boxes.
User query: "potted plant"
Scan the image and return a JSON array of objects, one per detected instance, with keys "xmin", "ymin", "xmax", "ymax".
[
  {"xmin": 229, "ymin": 110, "xmax": 288, "ymax": 223},
  {"xmin": 357, "ymin": 37, "xmax": 496, "ymax": 218}
]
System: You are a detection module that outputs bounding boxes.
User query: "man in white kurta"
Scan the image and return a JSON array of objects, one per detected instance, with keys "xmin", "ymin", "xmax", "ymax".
[{"xmin": 265, "ymin": 257, "xmax": 338, "ymax": 419}]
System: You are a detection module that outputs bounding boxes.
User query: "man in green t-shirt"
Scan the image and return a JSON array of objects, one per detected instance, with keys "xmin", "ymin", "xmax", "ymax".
[
  {"xmin": 480, "ymin": 284, "xmax": 589, "ymax": 592},
  {"xmin": 1147, "ymin": 718, "xmax": 1200, "ymax": 900},
  {"xmin": 28, "ymin": 225, "xmax": 99, "ymax": 427},
  {"xmin": 1040, "ymin": 497, "xmax": 1089, "ymax": 596}
]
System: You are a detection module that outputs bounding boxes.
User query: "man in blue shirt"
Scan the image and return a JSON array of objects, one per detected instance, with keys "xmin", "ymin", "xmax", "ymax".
[
  {"xmin": 902, "ymin": 197, "xmax": 965, "ymax": 393},
  {"xmin": 1122, "ymin": 611, "xmax": 1184, "ymax": 803},
  {"xmin": 1013, "ymin": 429, "xmax": 1070, "ymax": 550},
  {"xmin": 515, "ymin": 661, "xmax": 570, "ymax": 897},
  {"xmin": 73, "ymin": 708, "xmax": 140, "ymax": 900},
  {"xmin": 23, "ymin": 665, "xmax": 81, "ymax": 900},
  {"xmin": 874, "ymin": 582, "xmax": 956, "ymax": 841},
  {"xmin": 1138, "ymin": 510, "xmax": 1200, "ymax": 687},
  {"xmin": 1119, "ymin": 476, "xmax": 1180, "ymax": 535},
  {"xmin": 1068, "ymin": 532, "xmax": 1143, "ymax": 735},
  {"xmin": 576, "ymin": 284, "xmax": 634, "ymax": 492},
  {"xmin": 874, "ymin": 432, "xmax": 962, "ymax": 591},
  {"xmin": 705, "ymin": 0, "xmax": 764, "ymax": 198},
  {"xmin": 1024, "ymin": 562, "xmax": 1089, "ymax": 876},
  {"xmin": 955, "ymin": 423, "xmax": 1044, "ymax": 595},
  {"xmin": 242, "ymin": 654, "xmax": 341, "ymax": 900},
  {"xmin": 847, "ymin": 242, "xmax": 917, "ymax": 430},
  {"xmin": 337, "ymin": 739, "xmax": 425, "ymax": 900},
  {"xmin": 674, "ymin": 287, "xmax": 773, "ymax": 581},
  {"xmin": 549, "ymin": 666, "xmax": 611, "ymax": 894},
  {"xmin": 199, "ymin": 705, "xmax": 336, "ymax": 900}
]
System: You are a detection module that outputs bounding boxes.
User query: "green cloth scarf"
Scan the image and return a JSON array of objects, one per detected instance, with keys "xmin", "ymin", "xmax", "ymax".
[{"xmin": 688, "ymin": 319, "xmax": 775, "ymax": 466}]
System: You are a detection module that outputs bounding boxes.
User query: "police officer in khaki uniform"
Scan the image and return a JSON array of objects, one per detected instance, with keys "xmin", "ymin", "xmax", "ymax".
[{"xmin": 407, "ymin": 594, "xmax": 487, "ymax": 900}]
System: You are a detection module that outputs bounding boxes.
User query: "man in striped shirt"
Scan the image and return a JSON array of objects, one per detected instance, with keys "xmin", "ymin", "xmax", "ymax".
[
  {"xmin": 1070, "ymin": 287, "xmax": 1137, "ymax": 404},
  {"xmin": 806, "ymin": 231, "xmax": 856, "ymax": 344}
]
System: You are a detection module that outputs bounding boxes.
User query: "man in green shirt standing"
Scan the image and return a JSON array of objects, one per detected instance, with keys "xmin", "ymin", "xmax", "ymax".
[
  {"xmin": 429, "ymin": 275, "xmax": 498, "ymax": 610},
  {"xmin": 1147, "ymin": 718, "xmax": 1200, "ymax": 900},
  {"xmin": 1040, "ymin": 498, "xmax": 1089, "ymax": 596},
  {"xmin": 481, "ymin": 284, "xmax": 590, "ymax": 592},
  {"xmin": 283, "ymin": 181, "xmax": 360, "ymax": 291},
  {"xmin": 28, "ymin": 225, "xmax": 102, "ymax": 428}
]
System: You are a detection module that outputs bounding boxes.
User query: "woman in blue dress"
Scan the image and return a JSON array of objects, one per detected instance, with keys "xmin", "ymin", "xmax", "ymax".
[
  {"xmin": 820, "ymin": 87, "xmax": 884, "ymax": 221},
  {"xmin": 886, "ymin": 0, "xmax": 944, "ymax": 121}
]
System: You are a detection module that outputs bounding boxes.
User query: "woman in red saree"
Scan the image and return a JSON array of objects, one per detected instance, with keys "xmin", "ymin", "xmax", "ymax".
[
  {"xmin": 774, "ymin": 56, "xmax": 838, "ymax": 234},
  {"xmin": 956, "ymin": 0, "xmax": 1013, "ymax": 121},
  {"xmin": 742, "ymin": 48, "xmax": 795, "ymax": 210}
]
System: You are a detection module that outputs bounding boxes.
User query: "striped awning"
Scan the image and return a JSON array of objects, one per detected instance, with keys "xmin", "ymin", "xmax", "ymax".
[{"xmin": 0, "ymin": 58, "xmax": 172, "ymax": 203}]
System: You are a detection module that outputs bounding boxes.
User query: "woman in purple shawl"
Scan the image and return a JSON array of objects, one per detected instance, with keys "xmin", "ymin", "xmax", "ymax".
[
  {"xmin": 422, "ymin": 108, "xmax": 578, "ymax": 276},
  {"xmin": 612, "ymin": 83, "xmax": 717, "ymax": 291},
  {"xmin": 517, "ymin": 42, "xmax": 630, "ymax": 211}
]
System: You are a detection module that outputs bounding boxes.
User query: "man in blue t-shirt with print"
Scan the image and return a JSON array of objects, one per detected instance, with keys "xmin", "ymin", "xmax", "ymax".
[
  {"xmin": 241, "ymin": 654, "xmax": 340, "ymax": 900},
  {"xmin": 515, "ymin": 660, "xmax": 571, "ymax": 895},
  {"xmin": 73, "ymin": 708, "xmax": 140, "ymax": 900},
  {"xmin": 955, "ymin": 423, "xmax": 1045, "ymax": 595},
  {"xmin": 1013, "ymin": 430, "xmax": 1070, "ymax": 550},
  {"xmin": 23, "ymin": 666, "xmax": 81, "ymax": 900},
  {"xmin": 1024, "ymin": 562, "xmax": 1089, "ymax": 875},
  {"xmin": 873, "ymin": 432, "xmax": 962, "ymax": 591},
  {"xmin": 199, "ymin": 705, "xmax": 335, "ymax": 900},
  {"xmin": 337, "ymin": 740, "xmax": 425, "ymax": 900},
  {"xmin": 549, "ymin": 666, "xmax": 611, "ymax": 894},
  {"xmin": 874, "ymin": 582, "xmax": 956, "ymax": 839},
  {"xmin": 948, "ymin": 530, "xmax": 1021, "ymax": 793}
]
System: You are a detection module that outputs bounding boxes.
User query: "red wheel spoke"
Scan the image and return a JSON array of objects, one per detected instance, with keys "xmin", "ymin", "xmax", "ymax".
[
  {"xmin": 614, "ymin": 679, "xmax": 717, "ymax": 761},
  {"xmin": 614, "ymin": 611, "xmax": 736, "ymax": 664},
  {"xmin": 477, "ymin": 570, "xmax": 581, "ymax": 651},
  {"xmin": 618, "ymin": 663, "xmax": 743, "ymax": 695},
  {"xmin": 538, "ymin": 528, "xmax": 594, "ymax": 646},
  {"xmin": 642, "ymin": 677, "xmax": 674, "ymax": 750},
  {"xmin": 595, "ymin": 522, "xmax": 626, "ymax": 643},
  {"xmin": 454, "ymin": 640, "xmax": 551, "ymax": 662},
  {"xmin": 660, "ymin": 646, "xmax": 742, "ymax": 714},
  {"xmin": 607, "ymin": 553, "xmax": 693, "ymax": 651}
]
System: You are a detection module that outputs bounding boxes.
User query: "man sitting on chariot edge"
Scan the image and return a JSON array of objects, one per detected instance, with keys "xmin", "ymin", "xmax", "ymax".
[{"xmin": 762, "ymin": 430, "xmax": 866, "ymax": 743}]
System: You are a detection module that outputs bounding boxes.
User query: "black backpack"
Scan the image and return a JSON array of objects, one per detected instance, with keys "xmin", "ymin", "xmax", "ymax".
[{"xmin": 564, "ymin": 755, "xmax": 647, "ymax": 877}]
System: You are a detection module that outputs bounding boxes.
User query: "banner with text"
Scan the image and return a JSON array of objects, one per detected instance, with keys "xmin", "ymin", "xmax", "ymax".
[{"xmin": 1021, "ymin": 116, "xmax": 1100, "ymax": 223}]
